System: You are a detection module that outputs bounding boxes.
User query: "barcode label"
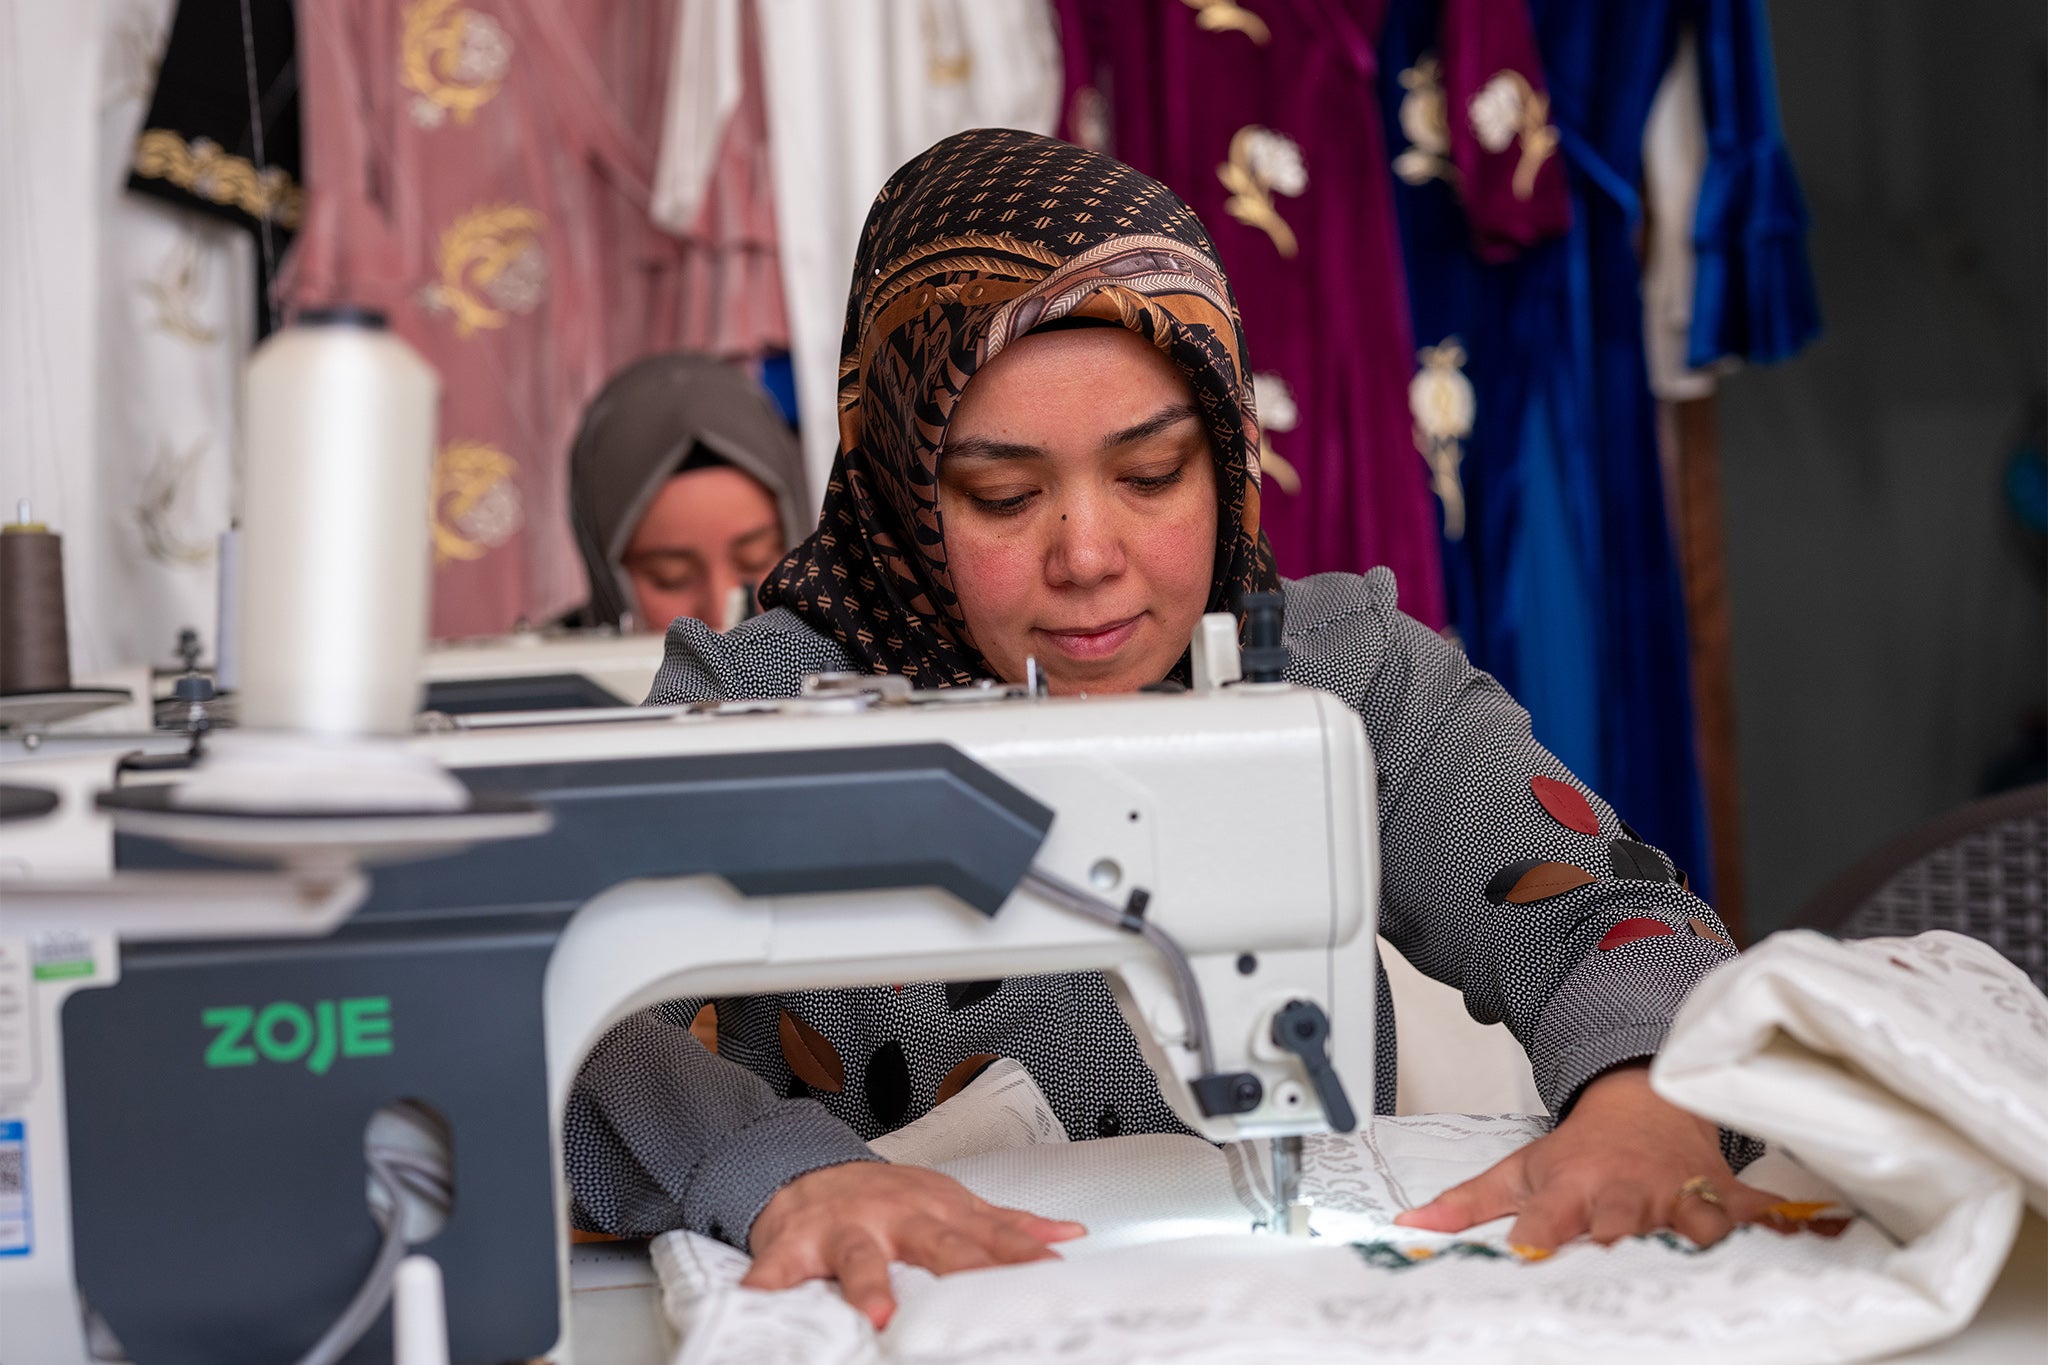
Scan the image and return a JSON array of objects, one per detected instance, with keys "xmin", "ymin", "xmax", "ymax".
[{"xmin": 0, "ymin": 1119, "xmax": 28, "ymax": 1255}]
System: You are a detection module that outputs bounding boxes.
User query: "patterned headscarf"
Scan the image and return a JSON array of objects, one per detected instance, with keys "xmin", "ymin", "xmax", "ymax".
[
  {"xmin": 568, "ymin": 353, "xmax": 808, "ymax": 630},
  {"xmin": 761, "ymin": 128, "xmax": 1278, "ymax": 685}
]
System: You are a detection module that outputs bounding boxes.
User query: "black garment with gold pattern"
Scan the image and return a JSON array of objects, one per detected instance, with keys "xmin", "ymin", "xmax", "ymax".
[{"xmin": 126, "ymin": 0, "xmax": 302, "ymax": 337}]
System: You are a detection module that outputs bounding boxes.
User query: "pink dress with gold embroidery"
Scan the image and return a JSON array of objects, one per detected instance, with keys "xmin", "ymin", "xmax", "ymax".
[{"xmin": 288, "ymin": 0, "xmax": 787, "ymax": 636}]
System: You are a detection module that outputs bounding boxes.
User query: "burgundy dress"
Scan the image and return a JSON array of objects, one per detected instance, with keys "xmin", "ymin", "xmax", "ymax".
[{"xmin": 1054, "ymin": 0, "xmax": 1446, "ymax": 627}]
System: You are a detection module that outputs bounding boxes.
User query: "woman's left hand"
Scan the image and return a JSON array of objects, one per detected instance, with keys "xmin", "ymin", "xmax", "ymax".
[{"xmin": 1392, "ymin": 1062, "xmax": 1780, "ymax": 1255}]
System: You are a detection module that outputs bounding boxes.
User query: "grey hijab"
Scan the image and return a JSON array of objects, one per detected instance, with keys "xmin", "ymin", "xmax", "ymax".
[{"xmin": 568, "ymin": 353, "xmax": 810, "ymax": 629}]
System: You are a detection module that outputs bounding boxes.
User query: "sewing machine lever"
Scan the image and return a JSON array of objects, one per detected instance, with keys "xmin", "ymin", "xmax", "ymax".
[
  {"xmin": 1190, "ymin": 1070, "xmax": 1265, "ymax": 1117},
  {"xmin": 1271, "ymin": 999, "xmax": 1356, "ymax": 1133}
]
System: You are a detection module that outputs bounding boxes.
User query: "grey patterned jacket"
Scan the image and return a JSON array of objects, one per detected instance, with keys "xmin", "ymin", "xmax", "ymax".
[{"xmin": 564, "ymin": 571, "xmax": 1749, "ymax": 1248}]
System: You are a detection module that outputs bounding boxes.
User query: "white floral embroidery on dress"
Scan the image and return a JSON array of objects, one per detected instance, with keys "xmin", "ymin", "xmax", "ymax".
[
  {"xmin": 1410, "ymin": 340, "xmax": 1475, "ymax": 540},
  {"xmin": 1252, "ymin": 371, "xmax": 1302, "ymax": 496},
  {"xmin": 135, "ymin": 439, "xmax": 219, "ymax": 567},
  {"xmin": 139, "ymin": 232, "xmax": 222, "ymax": 346},
  {"xmin": 1467, "ymin": 70, "xmax": 1561, "ymax": 201},
  {"xmin": 1394, "ymin": 56, "xmax": 1455, "ymax": 188},
  {"xmin": 1468, "ymin": 73, "xmax": 1525, "ymax": 152},
  {"xmin": 1240, "ymin": 127, "xmax": 1306, "ymax": 196},
  {"xmin": 1218, "ymin": 126, "xmax": 1307, "ymax": 258},
  {"xmin": 1181, "ymin": 0, "xmax": 1272, "ymax": 46},
  {"xmin": 1066, "ymin": 86, "xmax": 1111, "ymax": 154}
]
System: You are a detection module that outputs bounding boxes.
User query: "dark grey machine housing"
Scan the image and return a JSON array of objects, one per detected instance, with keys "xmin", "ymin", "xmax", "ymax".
[{"xmin": 65, "ymin": 743, "xmax": 1052, "ymax": 1364}]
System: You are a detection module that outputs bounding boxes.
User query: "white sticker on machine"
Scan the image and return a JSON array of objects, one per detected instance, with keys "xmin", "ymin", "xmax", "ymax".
[
  {"xmin": 29, "ymin": 930, "xmax": 96, "ymax": 983},
  {"xmin": 0, "ymin": 1119, "xmax": 29, "ymax": 1256}
]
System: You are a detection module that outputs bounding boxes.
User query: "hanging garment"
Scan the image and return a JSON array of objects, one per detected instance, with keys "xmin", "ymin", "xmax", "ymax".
[
  {"xmin": 737, "ymin": 0, "xmax": 1064, "ymax": 512},
  {"xmin": 289, "ymin": 0, "xmax": 788, "ymax": 639},
  {"xmin": 0, "ymin": 0, "xmax": 257, "ymax": 677},
  {"xmin": 1681, "ymin": 0, "xmax": 1820, "ymax": 371},
  {"xmin": 651, "ymin": 0, "xmax": 791, "ymax": 365},
  {"xmin": 1378, "ymin": 0, "xmax": 1820, "ymax": 903},
  {"xmin": 2, "ymin": 1, "xmax": 117, "ymax": 674},
  {"xmin": 1641, "ymin": 28, "xmax": 1721, "ymax": 402},
  {"xmin": 103, "ymin": 0, "xmax": 261, "ymax": 675},
  {"xmin": 1051, "ymin": 0, "xmax": 1447, "ymax": 627},
  {"xmin": 126, "ymin": 0, "xmax": 301, "ymax": 338}
]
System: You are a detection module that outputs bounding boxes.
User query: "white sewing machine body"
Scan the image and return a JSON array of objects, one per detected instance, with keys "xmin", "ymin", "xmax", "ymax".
[
  {"xmin": 0, "ymin": 676, "xmax": 1379, "ymax": 1364},
  {"xmin": 500, "ymin": 682, "xmax": 1382, "ymax": 1145}
]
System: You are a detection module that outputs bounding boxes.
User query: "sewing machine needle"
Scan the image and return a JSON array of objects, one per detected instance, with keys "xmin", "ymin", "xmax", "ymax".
[{"xmin": 1271, "ymin": 1134, "xmax": 1311, "ymax": 1236}]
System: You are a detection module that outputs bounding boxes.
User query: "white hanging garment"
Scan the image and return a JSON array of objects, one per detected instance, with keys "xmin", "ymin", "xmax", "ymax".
[
  {"xmin": 0, "ymin": 0, "xmax": 249, "ymax": 677},
  {"xmin": 750, "ymin": 0, "xmax": 1063, "ymax": 508},
  {"xmin": 1641, "ymin": 28, "xmax": 1731, "ymax": 403},
  {"xmin": 0, "ymin": 0, "xmax": 112, "ymax": 673},
  {"xmin": 651, "ymin": 0, "xmax": 747, "ymax": 235},
  {"xmin": 96, "ymin": 0, "xmax": 253, "ymax": 678}
]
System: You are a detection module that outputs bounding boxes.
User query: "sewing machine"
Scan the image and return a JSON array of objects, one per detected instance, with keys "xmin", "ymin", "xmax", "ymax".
[
  {"xmin": 0, "ymin": 629, "xmax": 666, "ymax": 767},
  {"xmin": 418, "ymin": 628, "xmax": 667, "ymax": 717},
  {"xmin": 0, "ymin": 642, "xmax": 1380, "ymax": 1364},
  {"xmin": 3, "ymin": 312, "xmax": 1379, "ymax": 1361}
]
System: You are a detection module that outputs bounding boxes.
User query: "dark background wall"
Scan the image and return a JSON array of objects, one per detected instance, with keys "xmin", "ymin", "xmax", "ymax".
[{"xmin": 1719, "ymin": 0, "xmax": 2046, "ymax": 934}]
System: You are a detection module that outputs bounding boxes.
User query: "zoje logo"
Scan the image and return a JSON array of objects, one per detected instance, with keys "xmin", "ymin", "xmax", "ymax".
[{"xmin": 202, "ymin": 997, "xmax": 393, "ymax": 1075}]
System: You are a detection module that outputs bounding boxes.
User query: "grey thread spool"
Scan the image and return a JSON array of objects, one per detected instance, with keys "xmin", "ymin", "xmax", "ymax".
[{"xmin": 0, "ymin": 501, "xmax": 72, "ymax": 695}]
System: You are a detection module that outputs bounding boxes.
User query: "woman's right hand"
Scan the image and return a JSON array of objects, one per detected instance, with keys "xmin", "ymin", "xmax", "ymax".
[{"xmin": 742, "ymin": 1161, "xmax": 1085, "ymax": 1328}]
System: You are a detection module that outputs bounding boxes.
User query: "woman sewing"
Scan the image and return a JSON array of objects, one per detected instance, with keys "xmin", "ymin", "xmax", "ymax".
[
  {"xmin": 565, "ymin": 351, "xmax": 810, "ymax": 634},
  {"xmin": 565, "ymin": 129, "xmax": 1779, "ymax": 1328}
]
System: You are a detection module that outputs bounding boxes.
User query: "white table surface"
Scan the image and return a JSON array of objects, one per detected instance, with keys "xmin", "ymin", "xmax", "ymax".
[{"xmin": 564, "ymin": 1208, "xmax": 2048, "ymax": 1364}]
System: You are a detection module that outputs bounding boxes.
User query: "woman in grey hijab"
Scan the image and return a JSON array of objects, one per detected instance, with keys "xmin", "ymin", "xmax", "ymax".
[{"xmin": 567, "ymin": 352, "xmax": 811, "ymax": 632}]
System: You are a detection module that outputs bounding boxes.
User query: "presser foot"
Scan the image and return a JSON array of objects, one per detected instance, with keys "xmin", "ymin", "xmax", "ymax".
[{"xmin": 1266, "ymin": 1134, "xmax": 1313, "ymax": 1237}]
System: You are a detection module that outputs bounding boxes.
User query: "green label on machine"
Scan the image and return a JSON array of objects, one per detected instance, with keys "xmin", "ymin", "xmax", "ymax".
[{"xmin": 201, "ymin": 997, "xmax": 393, "ymax": 1074}]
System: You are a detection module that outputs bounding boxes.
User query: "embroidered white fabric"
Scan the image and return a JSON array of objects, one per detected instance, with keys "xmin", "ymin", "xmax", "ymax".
[
  {"xmin": 865, "ymin": 1058, "xmax": 1068, "ymax": 1168},
  {"xmin": 652, "ymin": 930, "xmax": 2047, "ymax": 1364}
]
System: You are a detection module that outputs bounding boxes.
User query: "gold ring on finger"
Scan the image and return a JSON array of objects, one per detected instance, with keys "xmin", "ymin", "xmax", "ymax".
[{"xmin": 1678, "ymin": 1175, "xmax": 1725, "ymax": 1210}]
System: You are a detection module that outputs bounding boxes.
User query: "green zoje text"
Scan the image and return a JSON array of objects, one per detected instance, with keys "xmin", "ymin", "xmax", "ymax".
[{"xmin": 201, "ymin": 997, "xmax": 393, "ymax": 1075}]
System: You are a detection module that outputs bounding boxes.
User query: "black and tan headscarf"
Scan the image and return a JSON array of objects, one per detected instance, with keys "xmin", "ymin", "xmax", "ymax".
[{"xmin": 761, "ymin": 128, "xmax": 1278, "ymax": 685}]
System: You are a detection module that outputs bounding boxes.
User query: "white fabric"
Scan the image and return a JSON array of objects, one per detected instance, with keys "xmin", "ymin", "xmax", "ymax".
[
  {"xmin": 1654, "ymin": 928, "xmax": 2048, "ymax": 1224},
  {"xmin": 650, "ymin": 0, "xmax": 746, "ymax": 235},
  {"xmin": 653, "ymin": 930, "xmax": 2047, "ymax": 1363},
  {"xmin": 1641, "ymin": 27, "xmax": 1729, "ymax": 402},
  {"xmin": 752, "ymin": 0, "xmax": 1062, "ymax": 509},
  {"xmin": 866, "ymin": 1056, "xmax": 1067, "ymax": 1167},
  {"xmin": 0, "ymin": 0, "xmax": 246, "ymax": 677},
  {"xmin": 0, "ymin": 0, "xmax": 107, "ymax": 669}
]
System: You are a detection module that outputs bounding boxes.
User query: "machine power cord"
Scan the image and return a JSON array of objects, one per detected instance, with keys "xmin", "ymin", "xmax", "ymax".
[{"xmin": 292, "ymin": 1123, "xmax": 454, "ymax": 1365}]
